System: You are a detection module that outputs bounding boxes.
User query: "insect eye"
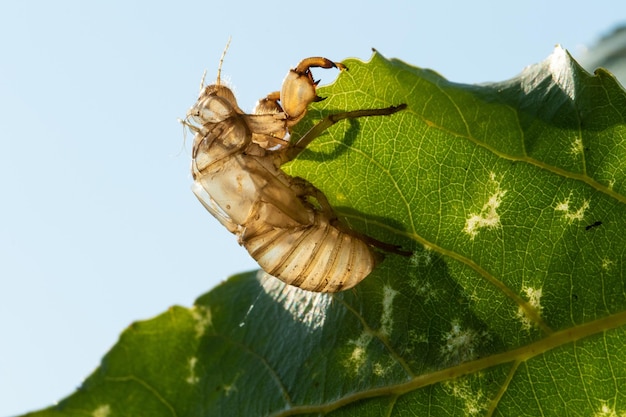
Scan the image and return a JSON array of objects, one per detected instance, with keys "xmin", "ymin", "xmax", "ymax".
[{"xmin": 190, "ymin": 96, "xmax": 234, "ymax": 124}]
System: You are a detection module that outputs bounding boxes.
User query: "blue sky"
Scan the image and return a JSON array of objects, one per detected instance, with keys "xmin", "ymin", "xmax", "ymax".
[{"xmin": 0, "ymin": 1, "xmax": 623, "ymax": 415}]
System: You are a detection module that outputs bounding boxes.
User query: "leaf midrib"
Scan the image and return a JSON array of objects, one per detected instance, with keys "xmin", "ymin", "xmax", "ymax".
[{"xmin": 268, "ymin": 309, "xmax": 626, "ymax": 417}]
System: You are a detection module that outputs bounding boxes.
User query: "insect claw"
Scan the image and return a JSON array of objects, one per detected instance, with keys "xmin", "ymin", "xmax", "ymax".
[
  {"xmin": 392, "ymin": 246, "xmax": 413, "ymax": 257},
  {"xmin": 395, "ymin": 103, "xmax": 408, "ymax": 111}
]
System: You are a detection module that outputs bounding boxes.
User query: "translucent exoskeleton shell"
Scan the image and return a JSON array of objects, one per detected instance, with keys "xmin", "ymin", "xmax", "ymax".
[{"xmin": 184, "ymin": 55, "xmax": 406, "ymax": 292}]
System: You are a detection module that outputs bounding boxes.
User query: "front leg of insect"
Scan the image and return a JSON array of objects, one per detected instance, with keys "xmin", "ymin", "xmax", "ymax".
[
  {"xmin": 255, "ymin": 57, "xmax": 346, "ymax": 125},
  {"xmin": 186, "ymin": 53, "xmax": 407, "ymax": 292},
  {"xmin": 250, "ymin": 57, "xmax": 407, "ymax": 160}
]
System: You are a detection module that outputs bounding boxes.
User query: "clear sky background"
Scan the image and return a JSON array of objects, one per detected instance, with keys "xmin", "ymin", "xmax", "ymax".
[{"xmin": 0, "ymin": 1, "xmax": 623, "ymax": 415}]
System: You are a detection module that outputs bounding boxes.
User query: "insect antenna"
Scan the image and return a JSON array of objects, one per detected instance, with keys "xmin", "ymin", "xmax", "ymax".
[
  {"xmin": 198, "ymin": 69, "xmax": 207, "ymax": 96},
  {"xmin": 216, "ymin": 36, "xmax": 232, "ymax": 86},
  {"xmin": 174, "ymin": 118, "xmax": 190, "ymax": 157}
]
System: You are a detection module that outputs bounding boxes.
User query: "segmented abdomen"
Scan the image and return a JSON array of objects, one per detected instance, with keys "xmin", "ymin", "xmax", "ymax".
[{"xmin": 242, "ymin": 214, "xmax": 378, "ymax": 292}]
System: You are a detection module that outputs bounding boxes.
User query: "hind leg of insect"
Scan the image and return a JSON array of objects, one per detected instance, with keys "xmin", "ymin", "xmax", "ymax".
[
  {"xmin": 280, "ymin": 103, "xmax": 407, "ymax": 163},
  {"xmin": 277, "ymin": 102, "xmax": 411, "ymax": 256}
]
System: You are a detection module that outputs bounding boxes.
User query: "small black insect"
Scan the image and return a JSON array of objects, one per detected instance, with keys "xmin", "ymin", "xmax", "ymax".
[{"xmin": 585, "ymin": 221, "xmax": 602, "ymax": 231}]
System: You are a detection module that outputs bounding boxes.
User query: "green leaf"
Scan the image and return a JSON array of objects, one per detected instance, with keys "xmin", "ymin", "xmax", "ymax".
[{"xmin": 23, "ymin": 47, "xmax": 626, "ymax": 416}]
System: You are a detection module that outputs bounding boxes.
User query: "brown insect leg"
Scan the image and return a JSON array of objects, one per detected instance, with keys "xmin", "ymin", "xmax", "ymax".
[
  {"xmin": 353, "ymin": 232, "xmax": 413, "ymax": 257},
  {"xmin": 255, "ymin": 91, "xmax": 283, "ymax": 115},
  {"xmin": 281, "ymin": 104, "xmax": 407, "ymax": 162},
  {"xmin": 293, "ymin": 57, "xmax": 347, "ymax": 73}
]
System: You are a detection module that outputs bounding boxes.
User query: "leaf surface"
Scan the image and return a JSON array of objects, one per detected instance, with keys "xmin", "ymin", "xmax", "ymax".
[{"xmin": 23, "ymin": 47, "xmax": 626, "ymax": 417}]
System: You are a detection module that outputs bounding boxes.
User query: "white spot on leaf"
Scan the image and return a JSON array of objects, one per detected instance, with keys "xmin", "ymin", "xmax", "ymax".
[
  {"xmin": 412, "ymin": 280, "xmax": 441, "ymax": 303},
  {"xmin": 443, "ymin": 377, "xmax": 488, "ymax": 415},
  {"xmin": 409, "ymin": 248, "xmax": 432, "ymax": 267},
  {"xmin": 191, "ymin": 305, "xmax": 212, "ymax": 338},
  {"xmin": 440, "ymin": 320, "xmax": 489, "ymax": 365},
  {"xmin": 403, "ymin": 329, "xmax": 428, "ymax": 356},
  {"xmin": 407, "ymin": 249, "xmax": 433, "ymax": 289},
  {"xmin": 594, "ymin": 402, "xmax": 625, "ymax": 417},
  {"xmin": 222, "ymin": 378, "xmax": 239, "ymax": 396},
  {"xmin": 608, "ymin": 179, "xmax": 616, "ymax": 190},
  {"xmin": 464, "ymin": 172, "xmax": 506, "ymax": 240},
  {"xmin": 345, "ymin": 332, "xmax": 373, "ymax": 373},
  {"xmin": 373, "ymin": 362, "xmax": 386, "ymax": 376},
  {"xmin": 380, "ymin": 285, "xmax": 398, "ymax": 336},
  {"xmin": 517, "ymin": 286, "xmax": 544, "ymax": 330},
  {"xmin": 555, "ymin": 194, "xmax": 590, "ymax": 223},
  {"xmin": 186, "ymin": 356, "xmax": 200, "ymax": 384},
  {"xmin": 525, "ymin": 287, "xmax": 542, "ymax": 310},
  {"xmin": 213, "ymin": 373, "xmax": 241, "ymax": 397},
  {"xmin": 344, "ymin": 287, "xmax": 400, "ymax": 374},
  {"xmin": 92, "ymin": 405, "xmax": 111, "ymax": 417},
  {"xmin": 568, "ymin": 137, "xmax": 584, "ymax": 158}
]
